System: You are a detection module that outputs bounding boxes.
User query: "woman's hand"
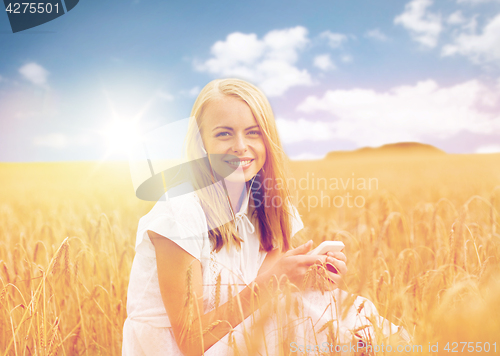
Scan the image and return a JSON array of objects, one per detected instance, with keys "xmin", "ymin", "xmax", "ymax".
[
  {"xmin": 265, "ymin": 240, "xmax": 347, "ymax": 291},
  {"xmin": 323, "ymin": 249, "xmax": 347, "ymax": 290}
]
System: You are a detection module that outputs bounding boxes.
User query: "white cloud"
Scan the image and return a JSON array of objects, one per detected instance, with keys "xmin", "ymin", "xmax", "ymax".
[
  {"xmin": 313, "ymin": 54, "xmax": 336, "ymax": 71},
  {"xmin": 180, "ymin": 86, "xmax": 201, "ymax": 97},
  {"xmin": 195, "ymin": 27, "xmax": 313, "ymax": 96},
  {"xmin": 320, "ymin": 31, "xmax": 348, "ymax": 48},
  {"xmin": 341, "ymin": 55, "xmax": 353, "ymax": 63},
  {"xmin": 188, "ymin": 86, "xmax": 200, "ymax": 96},
  {"xmin": 156, "ymin": 90, "xmax": 174, "ymax": 101},
  {"xmin": 19, "ymin": 62, "xmax": 49, "ymax": 86},
  {"xmin": 276, "ymin": 117, "xmax": 336, "ymax": 144},
  {"xmin": 33, "ymin": 133, "xmax": 68, "ymax": 149},
  {"xmin": 462, "ymin": 15, "xmax": 479, "ymax": 33},
  {"xmin": 394, "ymin": 0, "xmax": 442, "ymax": 48},
  {"xmin": 476, "ymin": 144, "xmax": 500, "ymax": 153},
  {"xmin": 442, "ymin": 13, "xmax": 500, "ymax": 65},
  {"xmin": 447, "ymin": 11, "xmax": 466, "ymax": 25},
  {"xmin": 295, "ymin": 79, "xmax": 500, "ymax": 147},
  {"xmin": 365, "ymin": 28, "xmax": 389, "ymax": 41}
]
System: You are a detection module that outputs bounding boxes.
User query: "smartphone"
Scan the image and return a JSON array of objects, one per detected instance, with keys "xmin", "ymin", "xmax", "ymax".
[
  {"xmin": 306, "ymin": 241, "xmax": 345, "ymax": 255},
  {"xmin": 307, "ymin": 241, "xmax": 345, "ymax": 274}
]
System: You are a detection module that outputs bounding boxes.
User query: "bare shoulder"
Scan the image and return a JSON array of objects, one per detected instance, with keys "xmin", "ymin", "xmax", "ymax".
[
  {"xmin": 148, "ymin": 229, "xmax": 199, "ymax": 271},
  {"xmin": 147, "ymin": 230, "xmax": 166, "ymax": 246}
]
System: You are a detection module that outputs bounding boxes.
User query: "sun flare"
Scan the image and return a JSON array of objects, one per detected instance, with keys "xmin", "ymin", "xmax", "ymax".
[{"xmin": 100, "ymin": 120, "xmax": 141, "ymax": 156}]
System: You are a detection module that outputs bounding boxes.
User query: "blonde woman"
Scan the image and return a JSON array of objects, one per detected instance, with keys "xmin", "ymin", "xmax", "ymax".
[{"xmin": 123, "ymin": 79, "xmax": 406, "ymax": 355}]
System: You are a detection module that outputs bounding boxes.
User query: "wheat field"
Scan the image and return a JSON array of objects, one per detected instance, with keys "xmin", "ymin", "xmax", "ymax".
[{"xmin": 0, "ymin": 153, "xmax": 499, "ymax": 355}]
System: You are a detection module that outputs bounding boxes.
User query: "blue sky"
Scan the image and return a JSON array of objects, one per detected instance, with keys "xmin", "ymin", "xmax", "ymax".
[{"xmin": 1, "ymin": 0, "xmax": 500, "ymax": 161}]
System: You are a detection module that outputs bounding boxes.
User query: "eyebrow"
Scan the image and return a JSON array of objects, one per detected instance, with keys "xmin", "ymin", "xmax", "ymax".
[{"xmin": 212, "ymin": 125, "xmax": 260, "ymax": 132}]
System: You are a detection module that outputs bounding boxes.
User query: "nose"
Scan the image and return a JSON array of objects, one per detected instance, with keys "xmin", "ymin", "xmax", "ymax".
[{"xmin": 232, "ymin": 134, "xmax": 248, "ymax": 154}]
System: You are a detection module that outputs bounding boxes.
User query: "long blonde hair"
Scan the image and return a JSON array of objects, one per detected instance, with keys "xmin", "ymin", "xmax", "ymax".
[{"xmin": 185, "ymin": 78, "xmax": 294, "ymax": 253}]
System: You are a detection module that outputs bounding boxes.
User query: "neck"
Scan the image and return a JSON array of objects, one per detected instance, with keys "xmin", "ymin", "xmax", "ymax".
[{"xmin": 224, "ymin": 179, "xmax": 247, "ymax": 213}]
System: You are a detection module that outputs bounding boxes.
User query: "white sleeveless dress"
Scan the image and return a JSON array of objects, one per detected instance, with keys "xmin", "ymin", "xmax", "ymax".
[{"xmin": 122, "ymin": 188, "xmax": 408, "ymax": 355}]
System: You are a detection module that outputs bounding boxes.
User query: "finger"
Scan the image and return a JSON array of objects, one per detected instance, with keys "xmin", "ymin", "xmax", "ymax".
[
  {"xmin": 310, "ymin": 255, "xmax": 327, "ymax": 267},
  {"xmin": 287, "ymin": 240, "xmax": 313, "ymax": 256},
  {"xmin": 300, "ymin": 254, "xmax": 330, "ymax": 265},
  {"xmin": 327, "ymin": 251, "xmax": 347, "ymax": 263},
  {"xmin": 326, "ymin": 257, "xmax": 347, "ymax": 275},
  {"xmin": 326, "ymin": 272, "xmax": 342, "ymax": 286},
  {"xmin": 328, "ymin": 256, "xmax": 347, "ymax": 274},
  {"xmin": 298, "ymin": 254, "xmax": 335, "ymax": 269}
]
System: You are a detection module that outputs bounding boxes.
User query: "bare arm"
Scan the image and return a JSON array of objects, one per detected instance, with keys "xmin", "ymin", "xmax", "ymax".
[
  {"xmin": 150, "ymin": 231, "xmax": 280, "ymax": 356},
  {"xmin": 258, "ymin": 244, "xmax": 347, "ymax": 288},
  {"xmin": 151, "ymin": 232, "xmax": 346, "ymax": 356},
  {"xmin": 257, "ymin": 247, "xmax": 284, "ymax": 276}
]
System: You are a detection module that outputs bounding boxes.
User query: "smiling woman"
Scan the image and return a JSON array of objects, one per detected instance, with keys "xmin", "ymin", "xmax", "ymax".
[
  {"xmin": 122, "ymin": 78, "xmax": 408, "ymax": 356},
  {"xmin": 199, "ymin": 95, "xmax": 267, "ymax": 211}
]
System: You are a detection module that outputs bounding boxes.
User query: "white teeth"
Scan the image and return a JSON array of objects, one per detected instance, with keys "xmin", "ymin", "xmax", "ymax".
[{"xmin": 226, "ymin": 160, "xmax": 252, "ymax": 167}]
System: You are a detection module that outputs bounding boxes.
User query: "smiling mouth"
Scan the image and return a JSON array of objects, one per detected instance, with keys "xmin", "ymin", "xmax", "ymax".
[{"xmin": 224, "ymin": 159, "xmax": 254, "ymax": 167}]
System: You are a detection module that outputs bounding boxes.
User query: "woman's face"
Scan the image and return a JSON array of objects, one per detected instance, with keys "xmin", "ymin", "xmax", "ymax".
[{"xmin": 200, "ymin": 95, "xmax": 267, "ymax": 183}]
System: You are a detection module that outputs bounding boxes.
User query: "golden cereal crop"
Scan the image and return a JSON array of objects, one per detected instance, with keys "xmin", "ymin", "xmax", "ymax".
[{"xmin": 0, "ymin": 153, "xmax": 499, "ymax": 355}]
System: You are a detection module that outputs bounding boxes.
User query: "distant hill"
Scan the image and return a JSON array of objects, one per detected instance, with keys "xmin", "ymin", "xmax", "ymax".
[{"xmin": 325, "ymin": 142, "xmax": 446, "ymax": 159}]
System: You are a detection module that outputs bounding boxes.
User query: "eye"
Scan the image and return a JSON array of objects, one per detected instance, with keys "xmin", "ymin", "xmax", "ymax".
[
  {"xmin": 248, "ymin": 130, "xmax": 261, "ymax": 135},
  {"xmin": 215, "ymin": 132, "xmax": 230, "ymax": 137}
]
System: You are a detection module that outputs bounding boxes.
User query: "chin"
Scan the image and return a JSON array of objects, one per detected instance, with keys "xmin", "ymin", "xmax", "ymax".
[
  {"xmin": 212, "ymin": 159, "xmax": 264, "ymax": 183},
  {"xmin": 224, "ymin": 172, "xmax": 254, "ymax": 183}
]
